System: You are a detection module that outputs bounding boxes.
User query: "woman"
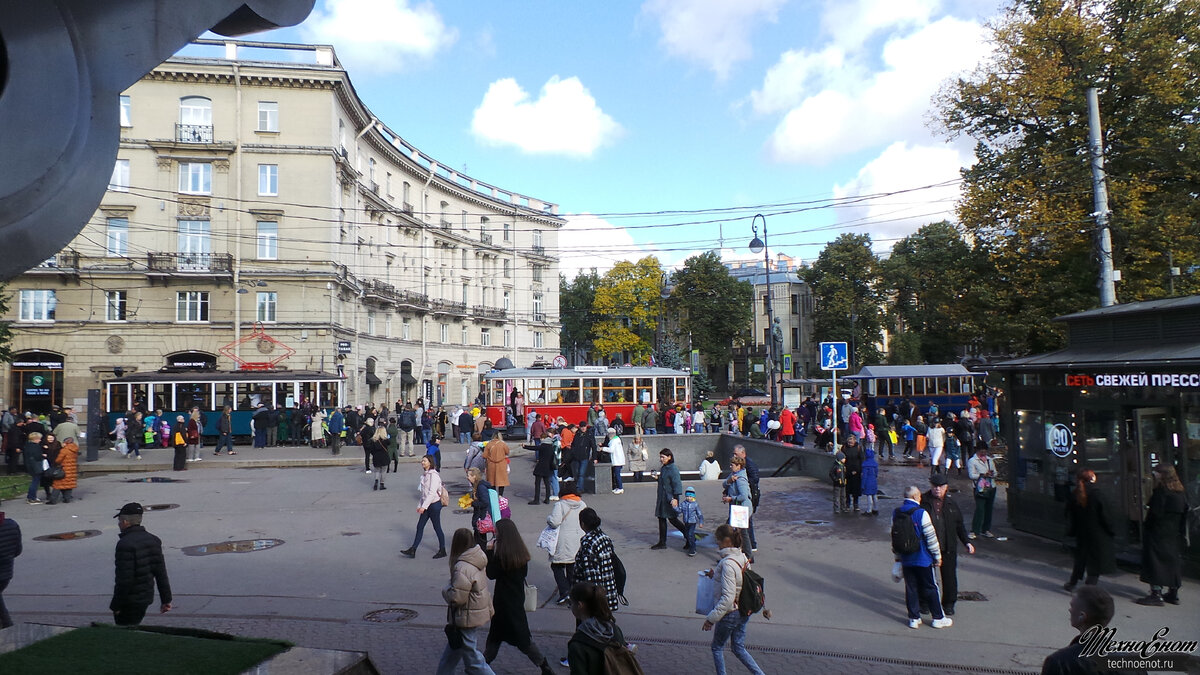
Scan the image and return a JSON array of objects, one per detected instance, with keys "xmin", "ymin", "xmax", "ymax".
[
  {"xmin": 627, "ymin": 436, "xmax": 649, "ymax": 483},
  {"xmin": 49, "ymin": 437, "xmax": 80, "ymax": 504},
  {"xmin": 848, "ymin": 407, "xmax": 864, "ymax": 440},
  {"xmin": 722, "ymin": 455, "xmax": 754, "ymax": 560},
  {"xmin": 926, "ymin": 418, "xmax": 946, "ymax": 477},
  {"xmin": 127, "ymin": 411, "xmax": 144, "ymax": 458},
  {"xmin": 386, "ymin": 416, "xmax": 400, "ymax": 472},
  {"xmin": 1064, "ymin": 469, "xmax": 1116, "ymax": 590},
  {"xmin": 186, "ymin": 410, "xmax": 202, "ymax": 463},
  {"xmin": 673, "ymin": 406, "xmax": 686, "ymax": 435},
  {"xmin": 483, "ymin": 519, "xmax": 554, "ymax": 674},
  {"xmin": 546, "ymin": 484, "xmax": 586, "ymax": 604},
  {"xmin": 40, "ymin": 433, "xmax": 62, "ymax": 502},
  {"xmin": 401, "ymin": 455, "xmax": 447, "ymax": 559},
  {"xmin": 310, "ymin": 408, "xmax": 326, "ymax": 448},
  {"xmin": 171, "ymin": 415, "xmax": 188, "ymax": 471},
  {"xmin": 966, "ymin": 441, "xmax": 997, "ymax": 538},
  {"xmin": 1135, "ymin": 465, "xmax": 1188, "ymax": 606},
  {"xmin": 467, "ymin": 467, "xmax": 494, "ymax": 549},
  {"xmin": 435, "ymin": 528, "xmax": 495, "ymax": 675},
  {"xmin": 702, "ymin": 524, "xmax": 766, "ymax": 675},
  {"xmin": 22, "ymin": 431, "xmax": 45, "ymax": 504},
  {"xmin": 573, "ymin": 508, "xmax": 618, "ymax": 611},
  {"xmin": 567, "ymin": 582, "xmax": 630, "ymax": 675},
  {"xmin": 483, "ymin": 435, "xmax": 510, "ymax": 497},
  {"xmin": 651, "ymin": 449, "xmax": 687, "ymax": 550},
  {"xmin": 605, "ymin": 428, "xmax": 625, "ymax": 495},
  {"xmin": 367, "ymin": 426, "xmax": 391, "ymax": 491},
  {"xmin": 699, "ymin": 451, "xmax": 721, "ymax": 481}
]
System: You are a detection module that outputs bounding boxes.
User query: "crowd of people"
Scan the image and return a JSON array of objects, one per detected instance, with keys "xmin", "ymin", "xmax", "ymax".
[{"xmin": 2, "ymin": 405, "xmax": 83, "ymax": 505}]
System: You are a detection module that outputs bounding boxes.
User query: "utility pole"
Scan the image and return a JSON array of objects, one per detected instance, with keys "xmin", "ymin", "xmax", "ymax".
[{"xmin": 1086, "ymin": 87, "xmax": 1117, "ymax": 307}]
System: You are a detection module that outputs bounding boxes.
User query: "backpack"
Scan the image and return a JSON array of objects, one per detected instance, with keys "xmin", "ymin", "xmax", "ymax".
[
  {"xmin": 399, "ymin": 410, "xmax": 417, "ymax": 430},
  {"xmin": 602, "ymin": 640, "xmax": 644, "ymax": 675},
  {"xmin": 891, "ymin": 506, "xmax": 922, "ymax": 556},
  {"xmin": 737, "ymin": 563, "xmax": 766, "ymax": 617},
  {"xmin": 612, "ymin": 552, "xmax": 629, "ymax": 606}
]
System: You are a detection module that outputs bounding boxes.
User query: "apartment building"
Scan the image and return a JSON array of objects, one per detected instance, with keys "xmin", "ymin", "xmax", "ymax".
[
  {"xmin": 727, "ymin": 254, "xmax": 816, "ymax": 385},
  {"xmin": 2, "ymin": 40, "xmax": 562, "ymax": 416}
]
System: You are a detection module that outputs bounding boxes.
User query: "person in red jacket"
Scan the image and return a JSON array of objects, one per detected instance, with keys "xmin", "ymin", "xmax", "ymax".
[{"xmin": 779, "ymin": 407, "xmax": 797, "ymax": 444}]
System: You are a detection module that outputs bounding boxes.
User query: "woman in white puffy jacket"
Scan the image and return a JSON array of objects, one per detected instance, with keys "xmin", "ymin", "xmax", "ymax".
[
  {"xmin": 702, "ymin": 524, "xmax": 765, "ymax": 675},
  {"xmin": 545, "ymin": 486, "xmax": 587, "ymax": 604}
]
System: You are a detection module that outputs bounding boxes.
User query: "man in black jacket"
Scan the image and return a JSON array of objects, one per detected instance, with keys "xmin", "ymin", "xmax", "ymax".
[
  {"xmin": 920, "ymin": 474, "xmax": 974, "ymax": 616},
  {"xmin": 0, "ymin": 509, "xmax": 22, "ymax": 628},
  {"xmin": 110, "ymin": 502, "xmax": 173, "ymax": 626},
  {"xmin": 571, "ymin": 421, "xmax": 597, "ymax": 494}
]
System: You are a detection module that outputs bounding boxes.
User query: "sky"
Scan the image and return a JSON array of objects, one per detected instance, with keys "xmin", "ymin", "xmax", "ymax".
[{"xmin": 244, "ymin": 0, "xmax": 1006, "ymax": 279}]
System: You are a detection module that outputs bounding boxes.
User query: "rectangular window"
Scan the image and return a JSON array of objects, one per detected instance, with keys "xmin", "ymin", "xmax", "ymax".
[
  {"xmin": 440, "ymin": 323, "xmax": 449, "ymax": 343},
  {"xmin": 402, "ymin": 318, "xmax": 411, "ymax": 340},
  {"xmin": 503, "ymin": 259, "xmax": 511, "ymax": 279},
  {"xmin": 105, "ymin": 290, "xmax": 127, "ymax": 322},
  {"xmin": 257, "ymin": 101, "xmax": 278, "ymax": 131},
  {"xmin": 179, "ymin": 162, "xmax": 212, "ymax": 194},
  {"xmin": 791, "ymin": 294, "xmax": 800, "ymax": 314},
  {"xmin": 19, "ymin": 290, "xmax": 56, "ymax": 322},
  {"xmin": 481, "ymin": 328, "xmax": 491, "ymax": 346},
  {"xmin": 503, "ymin": 222, "xmax": 511, "ymax": 241},
  {"xmin": 106, "ymin": 217, "xmax": 129, "ymax": 256},
  {"xmin": 461, "ymin": 283, "xmax": 469, "ymax": 305},
  {"xmin": 256, "ymin": 221, "xmax": 278, "ymax": 260},
  {"xmin": 385, "ymin": 315, "xmax": 392, "ymax": 338},
  {"xmin": 533, "ymin": 294, "xmax": 544, "ymax": 320},
  {"xmin": 257, "ymin": 291, "xmax": 277, "ymax": 323},
  {"xmin": 177, "ymin": 220, "xmax": 211, "ymax": 270},
  {"xmin": 176, "ymin": 291, "xmax": 209, "ymax": 323},
  {"xmin": 532, "ymin": 264, "xmax": 543, "ymax": 283},
  {"xmin": 109, "ymin": 159, "xmax": 130, "ymax": 191},
  {"xmin": 534, "ymin": 332, "xmax": 544, "ymax": 349},
  {"xmin": 503, "ymin": 291, "xmax": 511, "ymax": 311},
  {"xmin": 258, "ymin": 164, "xmax": 278, "ymax": 196},
  {"xmin": 503, "ymin": 329, "xmax": 512, "ymax": 347},
  {"xmin": 791, "ymin": 326, "xmax": 799, "ymax": 350},
  {"xmin": 119, "ymin": 96, "xmax": 132, "ymax": 127},
  {"xmin": 532, "ymin": 229, "xmax": 543, "ymax": 247},
  {"xmin": 461, "ymin": 325, "xmax": 468, "ymax": 345},
  {"xmin": 366, "ymin": 310, "xmax": 376, "ymax": 335}
]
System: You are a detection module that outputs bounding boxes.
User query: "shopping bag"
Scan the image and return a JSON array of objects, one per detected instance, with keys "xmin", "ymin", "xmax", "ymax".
[
  {"xmin": 730, "ymin": 504, "xmax": 751, "ymax": 529},
  {"xmin": 488, "ymin": 488, "xmax": 502, "ymax": 523},
  {"xmin": 524, "ymin": 583, "xmax": 538, "ymax": 613},
  {"xmin": 695, "ymin": 571, "xmax": 717, "ymax": 615},
  {"xmin": 536, "ymin": 525, "xmax": 559, "ymax": 553}
]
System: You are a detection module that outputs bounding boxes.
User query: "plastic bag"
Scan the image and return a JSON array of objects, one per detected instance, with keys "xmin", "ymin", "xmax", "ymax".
[
  {"xmin": 891, "ymin": 562, "xmax": 903, "ymax": 583},
  {"xmin": 730, "ymin": 504, "xmax": 751, "ymax": 529},
  {"xmin": 696, "ymin": 571, "xmax": 717, "ymax": 615},
  {"xmin": 536, "ymin": 525, "xmax": 559, "ymax": 553}
]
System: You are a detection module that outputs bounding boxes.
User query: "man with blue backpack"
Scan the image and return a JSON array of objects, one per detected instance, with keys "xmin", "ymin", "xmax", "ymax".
[{"xmin": 891, "ymin": 485, "xmax": 952, "ymax": 630}]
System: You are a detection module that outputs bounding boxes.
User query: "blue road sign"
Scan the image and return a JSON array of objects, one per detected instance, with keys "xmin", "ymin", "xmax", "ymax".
[{"xmin": 819, "ymin": 341, "xmax": 849, "ymax": 371}]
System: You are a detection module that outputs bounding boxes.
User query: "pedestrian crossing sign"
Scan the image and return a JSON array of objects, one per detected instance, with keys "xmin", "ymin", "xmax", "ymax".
[{"xmin": 819, "ymin": 342, "xmax": 849, "ymax": 371}]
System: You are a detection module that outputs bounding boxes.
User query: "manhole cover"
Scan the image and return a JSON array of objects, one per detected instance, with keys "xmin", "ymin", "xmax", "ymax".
[
  {"xmin": 145, "ymin": 504, "xmax": 179, "ymax": 511},
  {"xmin": 34, "ymin": 530, "xmax": 102, "ymax": 542},
  {"xmin": 126, "ymin": 477, "xmax": 185, "ymax": 483},
  {"xmin": 958, "ymin": 591, "xmax": 988, "ymax": 602},
  {"xmin": 802, "ymin": 520, "xmax": 831, "ymax": 525},
  {"xmin": 182, "ymin": 538, "xmax": 285, "ymax": 556},
  {"xmin": 363, "ymin": 608, "xmax": 419, "ymax": 623}
]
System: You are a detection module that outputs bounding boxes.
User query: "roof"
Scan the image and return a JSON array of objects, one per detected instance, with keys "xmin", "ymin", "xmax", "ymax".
[
  {"xmin": 989, "ymin": 343, "xmax": 1200, "ymax": 370},
  {"xmin": 106, "ymin": 370, "xmax": 341, "ymax": 383},
  {"xmin": 483, "ymin": 366, "xmax": 689, "ymax": 379},
  {"xmin": 846, "ymin": 364, "xmax": 979, "ymax": 380},
  {"xmin": 1054, "ymin": 295, "xmax": 1200, "ymax": 322}
]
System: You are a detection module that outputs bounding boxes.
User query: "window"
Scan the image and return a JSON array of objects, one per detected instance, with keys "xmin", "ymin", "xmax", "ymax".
[
  {"xmin": 257, "ymin": 292, "xmax": 277, "ymax": 323},
  {"xmin": 366, "ymin": 310, "xmax": 376, "ymax": 335},
  {"xmin": 256, "ymin": 221, "xmax": 278, "ymax": 260},
  {"xmin": 402, "ymin": 318, "xmax": 411, "ymax": 340},
  {"xmin": 481, "ymin": 328, "xmax": 491, "ymax": 346},
  {"xmin": 533, "ymin": 294, "xmax": 544, "ymax": 319},
  {"xmin": 179, "ymin": 97, "xmax": 212, "ymax": 125},
  {"xmin": 385, "ymin": 315, "xmax": 392, "ymax": 338},
  {"xmin": 791, "ymin": 327, "xmax": 800, "ymax": 350},
  {"xmin": 105, "ymin": 290, "xmax": 127, "ymax": 322},
  {"xmin": 177, "ymin": 220, "xmax": 211, "ymax": 269},
  {"xmin": 461, "ymin": 210, "xmax": 468, "ymax": 230},
  {"xmin": 403, "ymin": 182, "xmax": 411, "ymax": 206},
  {"xmin": 532, "ymin": 264, "xmax": 543, "ymax": 283},
  {"xmin": 503, "ymin": 222, "xmax": 511, "ymax": 241},
  {"xmin": 19, "ymin": 290, "xmax": 56, "ymax": 322},
  {"xmin": 440, "ymin": 323, "xmax": 449, "ymax": 343},
  {"xmin": 179, "ymin": 162, "xmax": 212, "ymax": 194},
  {"xmin": 258, "ymin": 164, "xmax": 278, "ymax": 196},
  {"xmin": 338, "ymin": 119, "xmax": 346, "ymax": 152},
  {"xmin": 106, "ymin": 217, "xmax": 128, "ymax": 256},
  {"xmin": 503, "ymin": 329, "xmax": 512, "ymax": 347},
  {"xmin": 461, "ymin": 325, "xmax": 468, "ymax": 345},
  {"xmin": 368, "ymin": 158, "xmax": 376, "ymax": 185},
  {"xmin": 385, "ymin": 172, "xmax": 392, "ymax": 196},
  {"xmin": 109, "ymin": 159, "xmax": 129, "ymax": 191},
  {"xmin": 119, "ymin": 96, "xmax": 132, "ymax": 127},
  {"xmin": 503, "ymin": 259, "xmax": 511, "ymax": 279},
  {"xmin": 762, "ymin": 294, "xmax": 770, "ymax": 313},
  {"xmin": 257, "ymin": 101, "xmax": 278, "ymax": 131},
  {"xmin": 534, "ymin": 332, "xmax": 544, "ymax": 349},
  {"xmin": 462, "ymin": 283, "xmax": 469, "ymax": 305},
  {"xmin": 503, "ymin": 291, "xmax": 510, "ymax": 311},
  {"xmin": 532, "ymin": 229, "xmax": 543, "ymax": 248},
  {"xmin": 791, "ymin": 294, "xmax": 800, "ymax": 314},
  {"xmin": 176, "ymin": 291, "xmax": 209, "ymax": 322}
]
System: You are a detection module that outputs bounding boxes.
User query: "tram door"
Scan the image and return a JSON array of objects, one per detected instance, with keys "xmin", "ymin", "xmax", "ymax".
[{"xmin": 1129, "ymin": 408, "xmax": 1174, "ymax": 538}]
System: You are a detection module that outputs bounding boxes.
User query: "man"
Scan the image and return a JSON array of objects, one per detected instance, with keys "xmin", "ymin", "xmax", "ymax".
[
  {"xmin": 632, "ymin": 402, "xmax": 645, "ymax": 436},
  {"xmin": 732, "ymin": 445, "xmax": 761, "ymax": 551},
  {"xmin": 457, "ymin": 407, "xmax": 473, "ymax": 445},
  {"xmin": 51, "ymin": 409, "xmax": 81, "ymax": 445},
  {"xmin": 570, "ymin": 421, "xmax": 597, "ymax": 494},
  {"xmin": 529, "ymin": 412, "xmax": 546, "ymax": 442},
  {"xmin": 920, "ymin": 474, "xmax": 975, "ymax": 616},
  {"xmin": 328, "ymin": 407, "xmax": 345, "ymax": 456},
  {"xmin": 0, "ymin": 508, "xmax": 21, "ymax": 628},
  {"xmin": 643, "ymin": 404, "xmax": 658, "ymax": 435},
  {"xmin": 48, "ymin": 405, "xmax": 68, "ymax": 429},
  {"xmin": 265, "ymin": 404, "xmax": 281, "ymax": 447},
  {"xmin": 1041, "ymin": 587, "xmax": 1129, "ymax": 675},
  {"xmin": 110, "ymin": 502, "xmax": 173, "ymax": 626},
  {"xmin": 874, "ymin": 407, "xmax": 894, "ymax": 460},
  {"xmin": 215, "ymin": 406, "xmax": 235, "ymax": 456},
  {"xmin": 966, "ymin": 442, "xmax": 998, "ymax": 539},
  {"xmin": 398, "ymin": 403, "xmax": 417, "ymax": 457},
  {"xmin": 893, "ymin": 485, "xmax": 951, "ymax": 629}
]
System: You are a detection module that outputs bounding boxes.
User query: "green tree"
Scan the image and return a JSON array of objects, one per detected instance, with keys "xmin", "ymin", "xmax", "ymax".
[
  {"xmin": 938, "ymin": 0, "xmax": 1200, "ymax": 354},
  {"xmin": 559, "ymin": 270, "xmax": 600, "ymax": 362},
  {"xmin": 592, "ymin": 256, "xmax": 664, "ymax": 361},
  {"xmin": 0, "ymin": 287, "xmax": 12, "ymax": 364},
  {"xmin": 666, "ymin": 251, "xmax": 754, "ymax": 371},
  {"xmin": 802, "ymin": 233, "xmax": 885, "ymax": 367}
]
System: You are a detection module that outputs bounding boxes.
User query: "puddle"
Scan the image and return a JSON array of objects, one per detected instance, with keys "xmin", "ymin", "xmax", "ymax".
[
  {"xmin": 363, "ymin": 608, "xmax": 418, "ymax": 623},
  {"xmin": 145, "ymin": 504, "xmax": 179, "ymax": 511},
  {"xmin": 341, "ymin": 532, "xmax": 360, "ymax": 537},
  {"xmin": 125, "ymin": 477, "xmax": 185, "ymax": 483},
  {"xmin": 802, "ymin": 520, "xmax": 832, "ymax": 526},
  {"xmin": 34, "ymin": 530, "xmax": 102, "ymax": 542},
  {"xmin": 182, "ymin": 538, "xmax": 284, "ymax": 556}
]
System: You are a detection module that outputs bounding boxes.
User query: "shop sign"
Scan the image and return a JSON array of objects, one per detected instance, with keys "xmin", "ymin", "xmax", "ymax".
[
  {"xmin": 1048, "ymin": 423, "xmax": 1075, "ymax": 458},
  {"xmin": 1067, "ymin": 373, "xmax": 1200, "ymax": 388},
  {"xmin": 12, "ymin": 360, "xmax": 63, "ymax": 369}
]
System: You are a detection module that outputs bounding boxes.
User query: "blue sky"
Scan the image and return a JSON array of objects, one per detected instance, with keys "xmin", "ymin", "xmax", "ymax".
[{"xmin": 247, "ymin": 0, "xmax": 1005, "ymax": 278}]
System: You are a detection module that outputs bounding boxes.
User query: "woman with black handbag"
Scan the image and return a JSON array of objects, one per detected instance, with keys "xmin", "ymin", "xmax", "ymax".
[
  {"xmin": 436, "ymin": 528, "xmax": 495, "ymax": 675},
  {"xmin": 483, "ymin": 519, "xmax": 553, "ymax": 674}
]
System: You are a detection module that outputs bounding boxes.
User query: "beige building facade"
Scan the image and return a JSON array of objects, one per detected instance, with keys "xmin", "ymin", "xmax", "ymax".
[{"xmin": 2, "ymin": 40, "xmax": 562, "ymax": 417}]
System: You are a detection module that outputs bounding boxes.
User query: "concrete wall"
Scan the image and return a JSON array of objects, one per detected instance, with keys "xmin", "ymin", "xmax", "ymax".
[{"xmin": 637, "ymin": 432, "xmax": 835, "ymax": 482}]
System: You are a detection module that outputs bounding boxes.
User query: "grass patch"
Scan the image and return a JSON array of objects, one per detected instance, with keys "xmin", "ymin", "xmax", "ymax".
[
  {"xmin": 0, "ymin": 624, "xmax": 291, "ymax": 674},
  {"xmin": 0, "ymin": 475, "xmax": 26, "ymax": 502}
]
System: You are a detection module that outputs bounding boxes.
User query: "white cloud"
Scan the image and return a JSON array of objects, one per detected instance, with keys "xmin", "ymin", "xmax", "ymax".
[
  {"xmin": 820, "ymin": 0, "xmax": 939, "ymax": 50},
  {"xmin": 558, "ymin": 214, "xmax": 641, "ymax": 280},
  {"xmin": 300, "ymin": 0, "xmax": 456, "ymax": 73},
  {"xmin": 471, "ymin": 77, "xmax": 622, "ymax": 158},
  {"xmin": 831, "ymin": 141, "xmax": 973, "ymax": 246},
  {"xmin": 642, "ymin": 0, "xmax": 787, "ymax": 80}
]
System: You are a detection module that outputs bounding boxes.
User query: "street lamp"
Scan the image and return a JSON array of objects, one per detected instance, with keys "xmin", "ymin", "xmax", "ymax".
[{"xmin": 749, "ymin": 214, "xmax": 778, "ymax": 410}]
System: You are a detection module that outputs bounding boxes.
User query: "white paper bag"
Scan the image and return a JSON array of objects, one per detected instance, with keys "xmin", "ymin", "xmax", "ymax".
[
  {"xmin": 695, "ymin": 571, "xmax": 717, "ymax": 615},
  {"xmin": 524, "ymin": 582, "xmax": 538, "ymax": 613},
  {"xmin": 536, "ymin": 525, "xmax": 559, "ymax": 553},
  {"xmin": 730, "ymin": 504, "xmax": 751, "ymax": 529}
]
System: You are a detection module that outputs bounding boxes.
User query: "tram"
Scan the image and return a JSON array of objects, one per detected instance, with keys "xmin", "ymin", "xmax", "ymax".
[
  {"xmin": 844, "ymin": 364, "xmax": 986, "ymax": 416},
  {"xmin": 481, "ymin": 365, "xmax": 692, "ymax": 430},
  {"xmin": 104, "ymin": 369, "xmax": 345, "ymax": 437}
]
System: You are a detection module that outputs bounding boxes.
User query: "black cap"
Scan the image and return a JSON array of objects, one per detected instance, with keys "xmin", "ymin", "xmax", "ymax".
[
  {"xmin": 929, "ymin": 474, "xmax": 949, "ymax": 486},
  {"xmin": 114, "ymin": 502, "xmax": 144, "ymax": 518}
]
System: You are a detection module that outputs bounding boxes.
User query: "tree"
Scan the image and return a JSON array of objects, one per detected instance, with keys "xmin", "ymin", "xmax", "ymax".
[
  {"xmin": 559, "ymin": 270, "xmax": 600, "ymax": 363},
  {"xmin": 801, "ymin": 233, "xmax": 885, "ymax": 367},
  {"xmin": 591, "ymin": 256, "xmax": 664, "ymax": 362},
  {"xmin": 666, "ymin": 251, "xmax": 754, "ymax": 373},
  {"xmin": 938, "ymin": 0, "xmax": 1200, "ymax": 354},
  {"xmin": 0, "ymin": 287, "xmax": 12, "ymax": 364}
]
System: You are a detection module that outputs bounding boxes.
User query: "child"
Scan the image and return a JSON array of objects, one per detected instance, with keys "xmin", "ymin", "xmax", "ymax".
[
  {"xmin": 865, "ymin": 424, "xmax": 876, "ymax": 453},
  {"xmin": 425, "ymin": 433, "xmax": 442, "ymax": 471},
  {"xmin": 900, "ymin": 419, "xmax": 916, "ymax": 458},
  {"xmin": 676, "ymin": 485, "xmax": 704, "ymax": 557},
  {"xmin": 829, "ymin": 450, "xmax": 847, "ymax": 514},
  {"xmin": 860, "ymin": 447, "xmax": 879, "ymax": 515}
]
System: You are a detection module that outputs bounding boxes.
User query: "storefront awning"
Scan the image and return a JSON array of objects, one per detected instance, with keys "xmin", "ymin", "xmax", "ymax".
[
  {"xmin": 400, "ymin": 374, "xmax": 417, "ymax": 385},
  {"xmin": 991, "ymin": 343, "xmax": 1200, "ymax": 370},
  {"xmin": 365, "ymin": 372, "xmax": 382, "ymax": 386}
]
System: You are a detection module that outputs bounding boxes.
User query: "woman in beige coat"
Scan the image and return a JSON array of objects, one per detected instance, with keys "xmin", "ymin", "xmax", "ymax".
[
  {"xmin": 483, "ymin": 437, "xmax": 510, "ymax": 496},
  {"xmin": 436, "ymin": 528, "xmax": 495, "ymax": 675}
]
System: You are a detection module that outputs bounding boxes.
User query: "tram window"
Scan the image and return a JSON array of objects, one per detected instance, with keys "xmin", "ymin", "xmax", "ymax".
[
  {"xmin": 109, "ymin": 384, "xmax": 129, "ymax": 413},
  {"xmin": 298, "ymin": 381, "xmax": 316, "ymax": 408},
  {"xmin": 526, "ymin": 379, "xmax": 545, "ymax": 404},
  {"xmin": 581, "ymin": 379, "xmax": 600, "ymax": 404},
  {"xmin": 237, "ymin": 383, "xmax": 272, "ymax": 409},
  {"xmin": 547, "ymin": 378, "xmax": 579, "ymax": 404},
  {"xmin": 215, "ymin": 383, "xmax": 234, "ymax": 410},
  {"xmin": 636, "ymin": 378, "xmax": 654, "ymax": 404},
  {"xmin": 602, "ymin": 378, "xmax": 633, "ymax": 403},
  {"xmin": 657, "ymin": 378, "xmax": 673, "ymax": 406},
  {"xmin": 276, "ymin": 382, "xmax": 294, "ymax": 408},
  {"xmin": 176, "ymin": 382, "xmax": 212, "ymax": 411},
  {"xmin": 149, "ymin": 385, "xmax": 166, "ymax": 411},
  {"xmin": 130, "ymin": 384, "xmax": 148, "ymax": 412},
  {"xmin": 959, "ymin": 377, "xmax": 972, "ymax": 394},
  {"xmin": 675, "ymin": 378, "xmax": 688, "ymax": 403}
]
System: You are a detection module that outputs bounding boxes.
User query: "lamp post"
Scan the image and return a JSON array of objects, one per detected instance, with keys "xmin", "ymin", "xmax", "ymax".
[
  {"xmin": 656, "ymin": 272, "xmax": 670, "ymax": 364},
  {"xmin": 749, "ymin": 214, "xmax": 777, "ymax": 410}
]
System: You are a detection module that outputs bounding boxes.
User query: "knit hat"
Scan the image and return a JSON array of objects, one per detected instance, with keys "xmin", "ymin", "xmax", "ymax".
[{"xmin": 684, "ymin": 486, "xmax": 696, "ymax": 497}]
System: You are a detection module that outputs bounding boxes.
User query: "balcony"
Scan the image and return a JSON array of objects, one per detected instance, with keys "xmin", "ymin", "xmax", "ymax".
[
  {"xmin": 480, "ymin": 233, "xmax": 493, "ymax": 246},
  {"xmin": 472, "ymin": 305, "xmax": 508, "ymax": 322},
  {"xmin": 146, "ymin": 252, "xmax": 233, "ymax": 277},
  {"xmin": 396, "ymin": 290, "xmax": 429, "ymax": 311},
  {"xmin": 532, "ymin": 312, "xmax": 546, "ymax": 322},
  {"xmin": 364, "ymin": 278, "xmax": 398, "ymax": 304},
  {"xmin": 431, "ymin": 299, "xmax": 469, "ymax": 316},
  {"xmin": 440, "ymin": 219, "xmax": 451, "ymax": 230},
  {"xmin": 401, "ymin": 202, "xmax": 414, "ymax": 215},
  {"xmin": 531, "ymin": 245, "xmax": 546, "ymax": 256},
  {"xmin": 176, "ymin": 124, "xmax": 214, "ymax": 143},
  {"xmin": 29, "ymin": 250, "xmax": 80, "ymax": 277}
]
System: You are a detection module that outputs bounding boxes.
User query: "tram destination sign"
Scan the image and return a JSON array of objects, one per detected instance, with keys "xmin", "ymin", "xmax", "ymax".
[{"xmin": 1067, "ymin": 373, "xmax": 1200, "ymax": 388}]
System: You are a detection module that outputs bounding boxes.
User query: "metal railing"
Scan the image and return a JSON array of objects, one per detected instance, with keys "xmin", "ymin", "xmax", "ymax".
[
  {"xmin": 480, "ymin": 233, "xmax": 493, "ymax": 245},
  {"xmin": 147, "ymin": 252, "xmax": 233, "ymax": 273},
  {"xmin": 176, "ymin": 124, "xmax": 214, "ymax": 143}
]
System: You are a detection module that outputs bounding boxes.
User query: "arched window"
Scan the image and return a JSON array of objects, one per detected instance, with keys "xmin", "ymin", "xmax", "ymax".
[{"xmin": 179, "ymin": 97, "xmax": 212, "ymax": 125}]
